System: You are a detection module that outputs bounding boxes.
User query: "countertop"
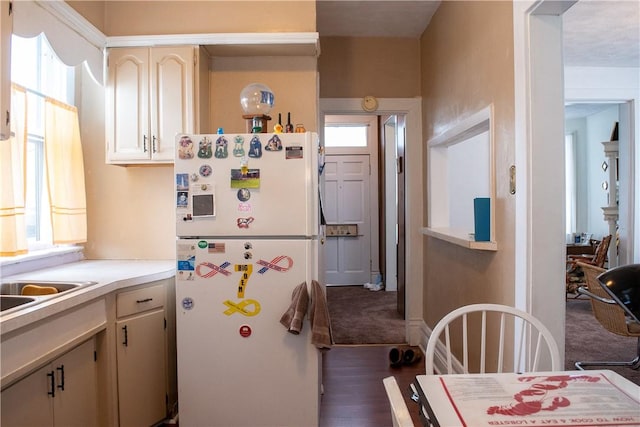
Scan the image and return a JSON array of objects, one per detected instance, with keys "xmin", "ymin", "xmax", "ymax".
[{"xmin": 1, "ymin": 259, "xmax": 175, "ymax": 335}]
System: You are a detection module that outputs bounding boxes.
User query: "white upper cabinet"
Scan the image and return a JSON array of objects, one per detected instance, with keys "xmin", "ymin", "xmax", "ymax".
[
  {"xmin": 0, "ymin": 0, "xmax": 12, "ymax": 141},
  {"xmin": 106, "ymin": 46, "xmax": 203, "ymax": 165}
]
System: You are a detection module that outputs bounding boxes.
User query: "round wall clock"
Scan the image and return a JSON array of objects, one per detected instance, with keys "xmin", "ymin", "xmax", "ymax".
[{"xmin": 362, "ymin": 95, "xmax": 379, "ymax": 112}]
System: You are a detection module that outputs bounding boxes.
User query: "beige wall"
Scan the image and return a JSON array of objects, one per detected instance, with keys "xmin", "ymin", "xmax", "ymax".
[
  {"xmin": 211, "ymin": 57, "xmax": 318, "ymax": 133},
  {"xmin": 420, "ymin": 0, "xmax": 516, "ymax": 368},
  {"xmin": 67, "ymin": 1, "xmax": 106, "ymax": 33},
  {"xmin": 318, "ymin": 36, "xmax": 421, "ymax": 98},
  {"xmin": 68, "ymin": 1, "xmax": 315, "ymax": 36},
  {"xmin": 70, "ymin": 1, "xmax": 318, "ymax": 259}
]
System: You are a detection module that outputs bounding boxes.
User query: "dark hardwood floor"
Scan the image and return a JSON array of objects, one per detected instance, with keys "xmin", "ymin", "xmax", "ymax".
[{"xmin": 320, "ymin": 345, "xmax": 424, "ymax": 427}]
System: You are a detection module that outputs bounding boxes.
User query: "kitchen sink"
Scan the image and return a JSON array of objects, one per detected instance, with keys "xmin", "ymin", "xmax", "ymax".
[
  {"xmin": 0, "ymin": 281, "xmax": 97, "ymax": 296},
  {"xmin": 0, "ymin": 296, "xmax": 36, "ymax": 311}
]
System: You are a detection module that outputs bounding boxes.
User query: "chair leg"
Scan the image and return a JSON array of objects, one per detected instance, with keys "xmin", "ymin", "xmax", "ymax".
[{"xmin": 575, "ymin": 337, "xmax": 640, "ymax": 371}]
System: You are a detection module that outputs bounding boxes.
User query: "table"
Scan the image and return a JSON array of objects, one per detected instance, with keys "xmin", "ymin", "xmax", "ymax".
[
  {"xmin": 566, "ymin": 243, "xmax": 597, "ymax": 256},
  {"xmin": 413, "ymin": 370, "xmax": 640, "ymax": 427}
]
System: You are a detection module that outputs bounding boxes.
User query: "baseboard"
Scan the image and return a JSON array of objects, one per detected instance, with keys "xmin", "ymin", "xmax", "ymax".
[{"xmin": 415, "ymin": 319, "xmax": 464, "ymax": 374}]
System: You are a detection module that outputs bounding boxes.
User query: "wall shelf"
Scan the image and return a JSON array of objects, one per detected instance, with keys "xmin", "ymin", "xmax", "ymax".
[
  {"xmin": 421, "ymin": 227, "xmax": 498, "ymax": 251},
  {"xmin": 425, "ymin": 105, "xmax": 497, "ymax": 251}
]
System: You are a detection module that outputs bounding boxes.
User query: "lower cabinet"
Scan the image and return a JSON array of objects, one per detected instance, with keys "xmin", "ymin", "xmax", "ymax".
[
  {"xmin": 115, "ymin": 282, "xmax": 167, "ymax": 427},
  {"xmin": 1, "ymin": 338, "xmax": 98, "ymax": 427}
]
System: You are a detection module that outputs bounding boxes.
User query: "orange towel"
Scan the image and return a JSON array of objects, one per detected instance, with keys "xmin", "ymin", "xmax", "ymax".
[{"xmin": 280, "ymin": 282, "xmax": 309, "ymax": 334}]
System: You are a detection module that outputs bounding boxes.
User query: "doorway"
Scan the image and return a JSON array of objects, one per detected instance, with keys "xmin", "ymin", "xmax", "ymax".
[
  {"xmin": 321, "ymin": 113, "xmax": 407, "ymax": 310},
  {"xmin": 319, "ymin": 97, "xmax": 423, "ymax": 347}
]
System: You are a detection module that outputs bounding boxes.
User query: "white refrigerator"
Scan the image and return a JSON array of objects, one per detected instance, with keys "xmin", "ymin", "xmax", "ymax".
[{"xmin": 174, "ymin": 132, "xmax": 321, "ymax": 426}]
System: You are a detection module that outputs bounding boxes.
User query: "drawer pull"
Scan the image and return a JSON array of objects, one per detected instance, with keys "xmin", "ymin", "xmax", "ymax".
[
  {"xmin": 56, "ymin": 365, "xmax": 65, "ymax": 391},
  {"xmin": 136, "ymin": 298, "xmax": 153, "ymax": 304},
  {"xmin": 47, "ymin": 371, "xmax": 55, "ymax": 397}
]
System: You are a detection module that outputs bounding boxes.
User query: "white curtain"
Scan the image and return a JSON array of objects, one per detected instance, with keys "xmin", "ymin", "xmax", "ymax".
[
  {"xmin": 45, "ymin": 98, "xmax": 87, "ymax": 244},
  {"xmin": 0, "ymin": 85, "xmax": 28, "ymax": 256}
]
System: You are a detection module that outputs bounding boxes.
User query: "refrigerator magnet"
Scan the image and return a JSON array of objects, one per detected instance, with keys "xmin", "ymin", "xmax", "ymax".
[
  {"xmin": 257, "ymin": 255, "xmax": 293, "ymax": 274},
  {"xmin": 230, "ymin": 169, "xmax": 260, "ymax": 189},
  {"xmin": 265, "ymin": 134, "xmax": 283, "ymax": 151},
  {"xmin": 197, "ymin": 136, "xmax": 213, "ymax": 159},
  {"xmin": 286, "ymin": 145, "xmax": 304, "ymax": 159},
  {"xmin": 215, "ymin": 136, "xmax": 229, "ymax": 159},
  {"xmin": 239, "ymin": 325, "xmax": 252, "ymax": 338},
  {"xmin": 191, "ymin": 193, "xmax": 215, "ymax": 218},
  {"xmin": 196, "ymin": 261, "xmax": 232, "ymax": 278},
  {"xmin": 236, "ymin": 217, "xmax": 255, "ymax": 229},
  {"xmin": 223, "ymin": 299, "xmax": 261, "ymax": 317},
  {"xmin": 237, "ymin": 188, "xmax": 251, "ymax": 202},
  {"xmin": 181, "ymin": 297, "xmax": 194, "ymax": 310},
  {"xmin": 177, "ymin": 191, "xmax": 188, "ymax": 207},
  {"xmin": 178, "ymin": 136, "xmax": 195, "ymax": 159},
  {"xmin": 176, "ymin": 173, "xmax": 189, "ymax": 190},
  {"xmin": 199, "ymin": 164, "xmax": 212, "ymax": 177},
  {"xmin": 248, "ymin": 135, "xmax": 263, "ymax": 158},
  {"xmin": 233, "ymin": 135, "xmax": 245, "ymax": 157}
]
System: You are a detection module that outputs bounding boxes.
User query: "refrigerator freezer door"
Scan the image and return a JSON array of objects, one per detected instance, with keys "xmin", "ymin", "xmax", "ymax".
[
  {"xmin": 175, "ymin": 132, "xmax": 319, "ymax": 238},
  {"xmin": 176, "ymin": 238, "xmax": 319, "ymax": 426}
]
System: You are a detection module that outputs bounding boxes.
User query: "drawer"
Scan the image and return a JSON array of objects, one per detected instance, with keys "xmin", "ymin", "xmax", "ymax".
[{"xmin": 116, "ymin": 284, "xmax": 165, "ymax": 318}]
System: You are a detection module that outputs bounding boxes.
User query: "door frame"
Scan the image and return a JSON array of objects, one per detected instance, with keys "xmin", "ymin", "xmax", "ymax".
[{"xmin": 319, "ymin": 98, "xmax": 423, "ymax": 345}]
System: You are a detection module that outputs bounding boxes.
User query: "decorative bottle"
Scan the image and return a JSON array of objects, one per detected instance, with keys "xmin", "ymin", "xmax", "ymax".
[{"xmin": 285, "ymin": 112, "xmax": 294, "ymax": 133}]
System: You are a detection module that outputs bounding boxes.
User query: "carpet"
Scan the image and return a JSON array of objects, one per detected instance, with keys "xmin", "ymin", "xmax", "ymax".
[
  {"xmin": 327, "ymin": 285, "xmax": 406, "ymax": 345},
  {"xmin": 565, "ymin": 297, "xmax": 640, "ymax": 385},
  {"xmin": 327, "ymin": 286, "xmax": 640, "ymax": 385}
]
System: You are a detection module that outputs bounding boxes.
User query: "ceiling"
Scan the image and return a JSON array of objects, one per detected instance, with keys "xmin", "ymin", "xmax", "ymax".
[{"xmin": 316, "ymin": 0, "xmax": 639, "ymax": 119}]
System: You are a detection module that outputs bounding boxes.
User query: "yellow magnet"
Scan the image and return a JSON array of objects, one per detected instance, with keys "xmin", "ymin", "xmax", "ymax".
[
  {"xmin": 223, "ymin": 299, "xmax": 261, "ymax": 317},
  {"xmin": 234, "ymin": 264, "xmax": 253, "ymax": 298}
]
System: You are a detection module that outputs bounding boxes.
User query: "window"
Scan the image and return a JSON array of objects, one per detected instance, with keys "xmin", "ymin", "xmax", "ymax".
[
  {"xmin": 11, "ymin": 34, "xmax": 75, "ymax": 249},
  {"xmin": 324, "ymin": 124, "xmax": 368, "ymax": 148}
]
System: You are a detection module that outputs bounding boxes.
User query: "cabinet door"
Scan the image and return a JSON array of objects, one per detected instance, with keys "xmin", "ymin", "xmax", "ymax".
[
  {"xmin": 149, "ymin": 46, "xmax": 194, "ymax": 162},
  {"xmin": 1, "ymin": 364, "xmax": 54, "ymax": 427},
  {"xmin": 106, "ymin": 47, "xmax": 150, "ymax": 162},
  {"xmin": 52, "ymin": 339, "xmax": 98, "ymax": 427},
  {"xmin": 116, "ymin": 308, "xmax": 167, "ymax": 427},
  {"xmin": 0, "ymin": 0, "xmax": 12, "ymax": 140}
]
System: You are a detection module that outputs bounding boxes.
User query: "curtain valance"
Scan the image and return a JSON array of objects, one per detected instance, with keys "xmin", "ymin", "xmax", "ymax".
[{"xmin": 12, "ymin": 0, "xmax": 105, "ymax": 85}]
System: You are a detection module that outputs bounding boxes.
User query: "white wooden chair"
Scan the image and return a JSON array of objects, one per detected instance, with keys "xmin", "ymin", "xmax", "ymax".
[
  {"xmin": 383, "ymin": 376, "xmax": 415, "ymax": 427},
  {"xmin": 425, "ymin": 303, "xmax": 561, "ymax": 374}
]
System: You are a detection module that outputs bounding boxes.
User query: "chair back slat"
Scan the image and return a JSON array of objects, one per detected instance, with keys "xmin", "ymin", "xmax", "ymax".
[
  {"xmin": 480, "ymin": 311, "xmax": 487, "ymax": 373},
  {"xmin": 462, "ymin": 313, "xmax": 469, "ymax": 372},
  {"xmin": 497, "ymin": 313, "xmax": 506, "ymax": 373}
]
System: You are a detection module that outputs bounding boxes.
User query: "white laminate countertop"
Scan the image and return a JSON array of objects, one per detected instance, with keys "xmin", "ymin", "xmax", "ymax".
[{"xmin": 1, "ymin": 260, "xmax": 175, "ymax": 335}]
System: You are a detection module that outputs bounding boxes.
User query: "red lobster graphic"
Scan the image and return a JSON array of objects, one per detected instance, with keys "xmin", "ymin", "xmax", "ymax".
[{"xmin": 487, "ymin": 375, "xmax": 600, "ymax": 416}]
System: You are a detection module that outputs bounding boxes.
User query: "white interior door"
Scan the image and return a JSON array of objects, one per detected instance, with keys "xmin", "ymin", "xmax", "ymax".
[{"xmin": 323, "ymin": 154, "xmax": 371, "ymax": 285}]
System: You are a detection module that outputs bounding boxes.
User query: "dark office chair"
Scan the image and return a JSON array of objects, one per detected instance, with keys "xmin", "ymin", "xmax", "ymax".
[
  {"xmin": 599, "ymin": 263, "xmax": 640, "ymax": 323},
  {"xmin": 575, "ymin": 262, "xmax": 640, "ymax": 370}
]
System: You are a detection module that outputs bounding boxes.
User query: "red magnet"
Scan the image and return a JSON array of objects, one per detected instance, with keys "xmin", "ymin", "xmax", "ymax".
[{"xmin": 239, "ymin": 325, "xmax": 252, "ymax": 338}]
